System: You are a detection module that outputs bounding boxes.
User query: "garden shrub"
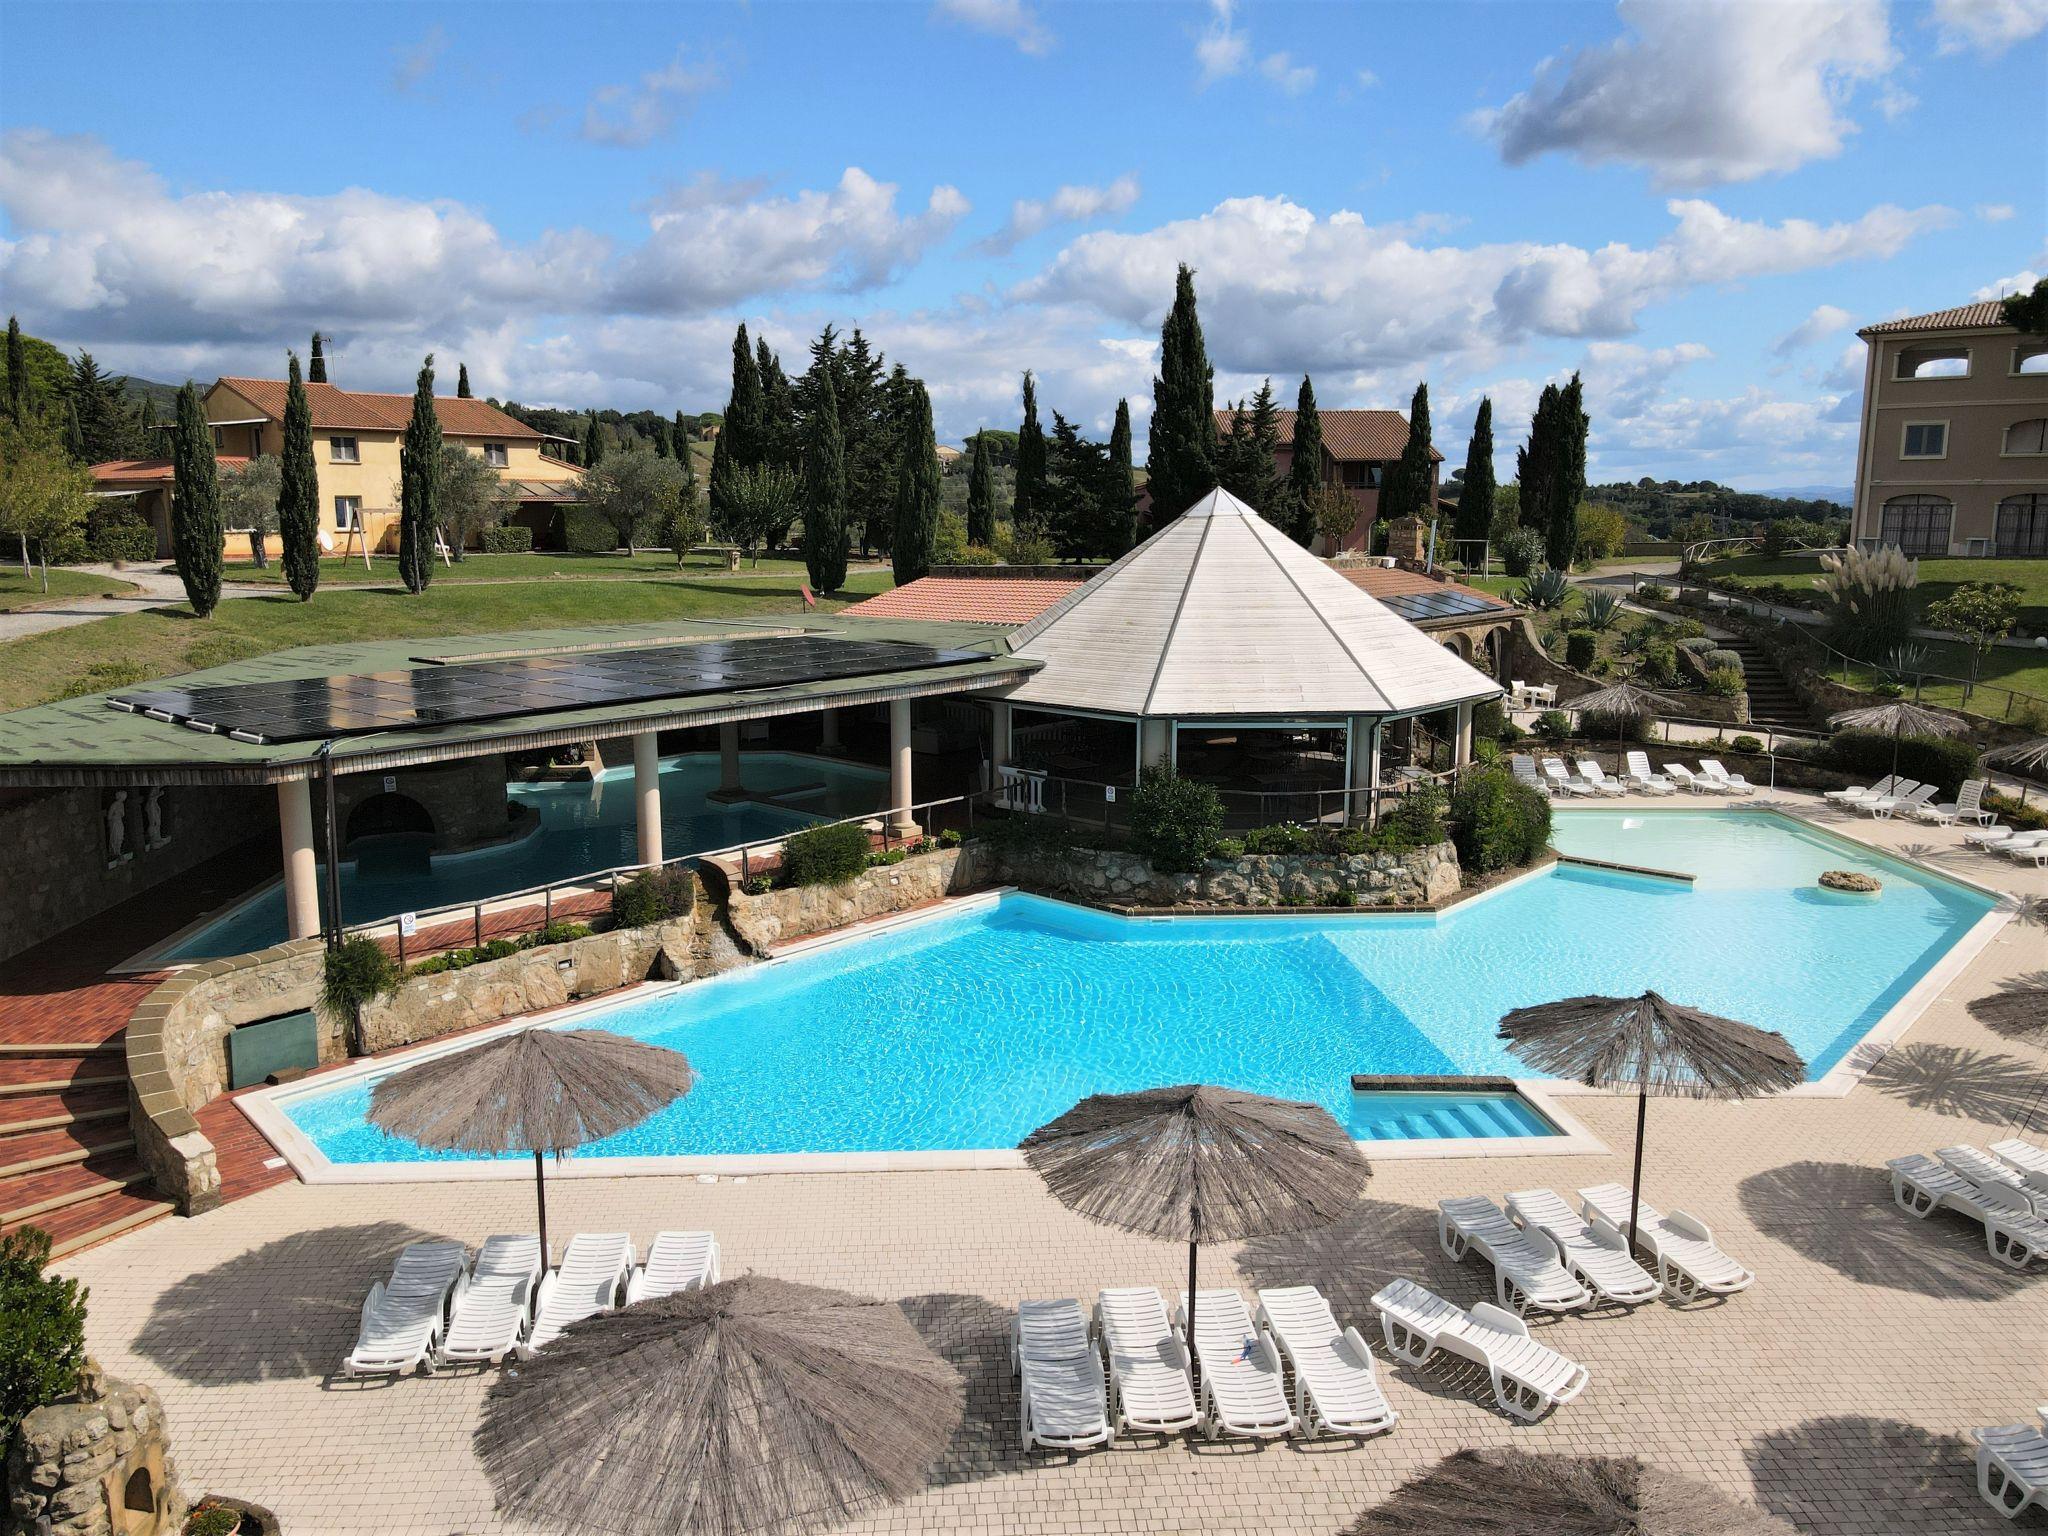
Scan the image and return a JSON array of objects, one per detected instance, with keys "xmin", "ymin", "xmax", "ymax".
[
  {"xmin": 984, "ymin": 813, "xmax": 1074, "ymax": 859},
  {"xmin": 1534, "ymin": 709, "xmax": 1572, "ymax": 743},
  {"xmin": 562, "ymin": 508, "xmax": 619, "ymax": 553},
  {"xmin": 937, "ymin": 827, "xmax": 963, "ymax": 848},
  {"xmin": 1675, "ymin": 635, "xmax": 1717, "ymax": 655},
  {"xmin": 611, "ymin": 866, "xmax": 694, "ymax": 927},
  {"xmin": 1638, "ymin": 641, "xmax": 1678, "ymax": 686},
  {"xmin": 1580, "ymin": 710, "xmax": 1649, "ymax": 744},
  {"xmin": 865, "ymin": 847, "xmax": 909, "ymax": 868},
  {"xmin": 1241, "ymin": 823, "xmax": 1315, "ymax": 855},
  {"xmin": 1212, "ymin": 837, "xmax": 1245, "ymax": 860},
  {"xmin": 532, "ymin": 921, "xmax": 593, "ymax": 946},
  {"xmin": 0, "ymin": 1227, "xmax": 88, "ymax": 1455},
  {"xmin": 1128, "ymin": 767, "xmax": 1223, "ymax": 873},
  {"xmin": 1637, "ymin": 581, "xmax": 1671, "ymax": 601},
  {"xmin": 1731, "ymin": 734, "xmax": 1763, "ymax": 754},
  {"xmin": 742, "ymin": 874, "xmax": 774, "ymax": 895},
  {"xmin": 88, "ymin": 516, "xmax": 157, "ymax": 563},
  {"xmin": 1985, "ymin": 791, "xmax": 2048, "ymax": 832},
  {"xmin": 1564, "ymin": 630, "xmax": 1598, "ymax": 672},
  {"xmin": 1473, "ymin": 699, "xmax": 1506, "ymax": 740},
  {"xmin": 1496, "ymin": 720, "xmax": 1526, "ymax": 744},
  {"xmin": 1703, "ymin": 666, "xmax": 1745, "ymax": 697},
  {"xmin": 1703, "ymin": 648, "xmax": 1744, "ymax": 673},
  {"xmin": 1499, "ymin": 526, "xmax": 1545, "ymax": 577},
  {"xmin": 1450, "ymin": 766, "xmax": 1553, "ymax": 874},
  {"xmin": 779, "ymin": 822, "xmax": 872, "ymax": 887},
  {"xmin": 1377, "ymin": 782, "xmax": 1447, "ymax": 849},
  {"xmin": 323, "ymin": 937, "xmax": 397, "ymax": 1016},
  {"xmin": 1828, "ymin": 729, "xmax": 1979, "ymax": 796},
  {"xmin": 479, "ymin": 526, "xmax": 535, "ymax": 554}
]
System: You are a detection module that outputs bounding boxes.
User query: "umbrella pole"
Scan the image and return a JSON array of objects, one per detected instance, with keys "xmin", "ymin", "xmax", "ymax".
[
  {"xmin": 534, "ymin": 1149, "xmax": 550, "ymax": 1269},
  {"xmin": 1626, "ymin": 1081, "xmax": 1648, "ymax": 1254},
  {"xmin": 1185, "ymin": 1238, "xmax": 1199, "ymax": 1394}
]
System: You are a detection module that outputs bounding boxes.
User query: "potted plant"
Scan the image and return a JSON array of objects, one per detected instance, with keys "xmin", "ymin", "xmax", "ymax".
[{"xmin": 184, "ymin": 1501, "xmax": 243, "ymax": 1536}]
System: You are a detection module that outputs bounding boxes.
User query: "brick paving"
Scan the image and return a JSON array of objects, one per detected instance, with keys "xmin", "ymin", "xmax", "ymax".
[{"xmin": 48, "ymin": 794, "xmax": 2048, "ymax": 1534}]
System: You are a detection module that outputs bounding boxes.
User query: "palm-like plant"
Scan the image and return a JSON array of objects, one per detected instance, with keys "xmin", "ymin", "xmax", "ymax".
[
  {"xmin": 1517, "ymin": 566, "xmax": 1572, "ymax": 611},
  {"xmin": 1580, "ymin": 588, "xmax": 1620, "ymax": 630}
]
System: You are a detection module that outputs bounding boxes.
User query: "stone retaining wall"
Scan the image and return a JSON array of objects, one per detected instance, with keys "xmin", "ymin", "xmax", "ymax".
[
  {"xmin": 3, "ymin": 1365, "xmax": 183, "ymax": 1536},
  {"xmin": 724, "ymin": 844, "xmax": 993, "ymax": 955},
  {"xmin": 999, "ymin": 839, "xmax": 1460, "ymax": 909}
]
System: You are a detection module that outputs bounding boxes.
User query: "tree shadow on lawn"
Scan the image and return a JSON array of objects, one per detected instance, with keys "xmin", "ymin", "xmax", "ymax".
[
  {"xmin": 134, "ymin": 1221, "xmax": 445, "ymax": 1385},
  {"xmin": 1738, "ymin": 1160, "xmax": 2041, "ymax": 1303},
  {"xmin": 1745, "ymin": 1416, "xmax": 1984, "ymax": 1536},
  {"xmin": 1860, "ymin": 1042, "xmax": 2048, "ymax": 1130}
]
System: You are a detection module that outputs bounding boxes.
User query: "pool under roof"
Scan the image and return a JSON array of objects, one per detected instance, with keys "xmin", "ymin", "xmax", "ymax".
[{"xmin": 0, "ymin": 614, "xmax": 1033, "ymax": 786}]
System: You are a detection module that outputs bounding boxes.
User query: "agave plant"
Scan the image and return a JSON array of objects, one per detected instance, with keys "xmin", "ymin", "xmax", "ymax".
[
  {"xmin": 1517, "ymin": 567, "xmax": 1572, "ymax": 611},
  {"xmin": 1580, "ymin": 588, "xmax": 1621, "ymax": 630},
  {"xmin": 1613, "ymin": 620, "xmax": 1651, "ymax": 656}
]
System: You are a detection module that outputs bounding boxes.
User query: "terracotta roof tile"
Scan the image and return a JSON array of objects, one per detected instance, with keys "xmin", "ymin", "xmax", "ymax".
[
  {"xmin": 841, "ymin": 576, "xmax": 1080, "ymax": 625},
  {"xmin": 211, "ymin": 378, "xmax": 543, "ymax": 438},
  {"xmin": 91, "ymin": 457, "xmax": 249, "ymax": 484},
  {"xmin": 1859, "ymin": 302, "xmax": 2013, "ymax": 336},
  {"xmin": 1212, "ymin": 407, "xmax": 1442, "ymax": 462}
]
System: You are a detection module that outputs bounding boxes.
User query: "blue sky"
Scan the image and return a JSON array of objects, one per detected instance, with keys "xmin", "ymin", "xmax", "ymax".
[{"xmin": 2, "ymin": 0, "xmax": 2042, "ymax": 488}]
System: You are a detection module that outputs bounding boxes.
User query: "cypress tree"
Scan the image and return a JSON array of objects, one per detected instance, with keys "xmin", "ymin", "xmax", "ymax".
[
  {"xmin": 803, "ymin": 367, "xmax": 848, "ymax": 593},
  {"xmin": 456, "ymin": 363, "xmax": 472, "ymax": 399},
  {"xmin": 397, "ymin": 355, "xmax": 442, "ymax": 594},
  {"xmin": 1517, "ymin": 382, "xmax": 1560, "ymax": 537},
  {"xmin": 1013, "ymin": 371, "xmax": 1048, "ymax": 541},
  {"xmin": 673, "ymin": 409, "xmax": 693, "ymax": 454},
  {"xmin": 1379, "ymin": 380, "xmax": 1434, "ymax": 523},
  {"xmin": 651, "ymin": 419, "xmax": 671, "ymax": 457},
  {"xmin": 710, "ymin": 324, "xmax": 763, "ymax": 531},
  {"xmin": 1105, "ymin": 398, "xmax": 1137, "ymax": 557},
  {"xmin": 1549, "ymin": 372, "xmax": 1588, "ymax": 569},
  {"xmin": 1286, "ymin": 374, "xmax": 1324, "ymax": 546},
  {"xmin": 5, "ymin": 316, "xmax": 24, "ymax": 423},
  {"xmin": 581, "ymin": 413, "xmax": 604, "ymax": 468},
  {"xmin": 966, "ymin": 430, "xmax": 997, "ymax": 547},
  {"xmin": 891, "ymin": 380, "xmax": 941, "ymax": 586},
  {"xmin": 169, "ymin": 381, "xmax": 223, "ymax": 616},
  {"xmin": 1452, "ymin": 396, "xmax": 1496, "ymax": 552},
  {"xmin": 1146, "ymin": 262, "xmax": 1217, "ymax": 520},
  {"xmin": 755, "ymin": 336, "xmax": 794, "ymax": 472},
  {"xmin": 308, "ymin": 332, "xmax": 327, "ymax": 383},
  {"xmin": 278, "ymin": 351, "xmax": 320, "ymax": 601}
]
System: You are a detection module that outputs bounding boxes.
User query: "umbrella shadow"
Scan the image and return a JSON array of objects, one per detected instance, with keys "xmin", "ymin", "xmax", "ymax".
[
  {"xmin": 1737, "ymin": 1161, "xmax": 2042, "ymax": 1302},
  {"xmin": 897, "ymin": 1292, "xmax": 1025, "ymax": 1485},
  {"xmin": 1860, "ymin": 1042, "xmax": 2048, "ymax": 1130},
  {"xmin": 1237, "ymin": 1195, "xmax": 1464, "ymax": 1321},
  {"xmin": 1968, "ymin": 978, "xmax": 2048, "ymax": 1050},
  {"xmin": 134, "ymin": 1221, "xmax": 445, "ymax": 1385},
  {"xmin": 1744, "ymin": 1416, "xmax": 1981, "ymax": 1535}
]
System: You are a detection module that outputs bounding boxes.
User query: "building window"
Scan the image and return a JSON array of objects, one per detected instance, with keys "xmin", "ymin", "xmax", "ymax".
[
  {"xmin": 211, "ymin": 427, "xmax": 224, "ymax": 449},
  {"xmin": 1900, "ymin": 421, "xmax": 1948, "ymax": 459},
  {"xmin": 1895, "ymin": 345, "xmax": 1970, "ymax": 380},
  {"xmin": 1338, "ymin": 462, "xmax": 1381, "ymax": 490},
  {"xmin": 1997, "ymin": 494, "xmax": 2048, "ymax": 557},
  {"xmin": 2015, "ymin": 344, "xmax": 2048, "ymax": 376},
  {"xmin": 329, "ymin": 436, "xmax": 360, "ymax": 463},
  {"xmin": 2005, "ymin": 418, "xmax": 2048, "ymax": 456},
  {"xmin": 1880, "ymin": 495, "xmax": 1953, "ymax": 556},
  {"xmin": 334, "ymin": 495, "xmax": 361, "ymax": 530},
  {"xmin": 483, "ymin": 442, "xmax": 508, "ymax": 468}
]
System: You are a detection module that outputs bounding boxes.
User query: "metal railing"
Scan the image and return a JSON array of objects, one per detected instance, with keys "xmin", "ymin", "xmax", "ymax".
[{"xmin": 1000, "ymin": 762, "xmax": 1473, "ymax": 835}]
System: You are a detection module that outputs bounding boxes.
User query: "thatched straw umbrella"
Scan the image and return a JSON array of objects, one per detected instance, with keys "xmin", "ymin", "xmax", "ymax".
[
  {"xmin": 1499, "ymin": 992, "xmax": 1804, "ymax": 1250},
  {"xmin": 477, "ymin": 1275, "xmax": 962, "ymax": 1536},
  {"xmin": 368, "ymin": 1027, "xmax": 694, "ymax": 1264},
  {"xmin": 1985, "ymin": 735, "xmax": 2048, "ymax": 805},
  {"xmin": 1348, "ymin": 1447, "xmax": 1797, "ymax": 1536},
  {"xmin": 1828, "ymin": 700, "xmax": 1968, "ymax": 784},
  {"xmin": 1568, "ymin": 681, "xmax": 1683, "ymax": 770},
  {"xmin": 1019, "ymin": 1085, "xmax": 1368, "ymax": 1370}
]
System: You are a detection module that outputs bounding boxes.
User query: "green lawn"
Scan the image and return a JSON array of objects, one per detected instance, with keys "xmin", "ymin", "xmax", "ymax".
[
  {"xmin": 0, "ymin": 567, "xmax": 139, "ymax": 612},
  {"xmin": 1815, "ymin": 637, "xmax": 2048, "ymax": 720},
  {"xmin": 219, "ymin": 550, "xmax": 859, "ymax": 586},
  {"xmin": 0, "ymin": 570, "xmax": 893, "ymax": 713},
  {"xmin": 1708, "ymin": 554, "xmax": 2048, "ymax": 631}
]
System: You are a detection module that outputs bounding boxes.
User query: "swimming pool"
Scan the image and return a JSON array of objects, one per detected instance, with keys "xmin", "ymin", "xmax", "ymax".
[
  {"xmin": 276, "ymin": 809, "xmax": 1999, "ymax": 1166},
  {"xmin": 156, "ymin": 751, "xmax": 886, "ymax": 963}
]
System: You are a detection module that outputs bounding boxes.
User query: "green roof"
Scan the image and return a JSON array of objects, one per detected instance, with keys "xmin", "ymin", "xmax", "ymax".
[{"xmin": 0, "ymin": 614, "xmax": 1033, "ymax": 786}]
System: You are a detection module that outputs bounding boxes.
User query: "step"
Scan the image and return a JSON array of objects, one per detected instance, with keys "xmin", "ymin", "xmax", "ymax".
[
  {"xmin": 0, "ymin": 1125, "xmax": 136, "ymax": 1181},
  {"xmin": 0, "ymin": 1040, "xmax": 124, "ymax": 1059},
  {"xmin": 3, "ymin": 1188, "xmax": 173, "ymax": 1258},
  {"xmin": 0, "ymin": 1059, "xmax": 126, "ymax": 1093},
  {"xmin": 0, "ymin": 1090, "xmax": 128, "ymax": 1136},
  {"xmin": 0, "ymin": 1156, "xmax": 153, "ymax": 1226}
]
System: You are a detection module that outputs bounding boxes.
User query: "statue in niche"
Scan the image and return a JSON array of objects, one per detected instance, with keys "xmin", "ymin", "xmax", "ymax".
[
  {"xmin": 104, "ymin": 789, "xmax": 129, "ymax": 864},
  {"xmin": 144, "ymin": 786, "xmax": 167, "ymax": 849}
]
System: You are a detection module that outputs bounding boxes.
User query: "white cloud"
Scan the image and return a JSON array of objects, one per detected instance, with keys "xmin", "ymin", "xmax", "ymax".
[
  {"xmin": 1581, "ymin": 339, "xmax": 1712, "ymax": 416},
  {"xmin": 390, "ymin": 26, "xmax": 448, "ymax": 95},
  {"xmin": 1979, "ymin": 203, "xmax": 2018, "ymax": 222},
  {"xmin": 1821, "ymin": 341, "xmax": 1866, "ymax": 391},
  {"xmin": 1773, "ymin": 303, "xmax": 1855, "ymax": 354},
  {"xmin": 1476, "ymin": 0, "xmax": 1899, "ymax": 187},
  {"xmin": 1934, "ymin": 0, "xmax": 2048, "ymax": 55},
  {"xmin": 932, "ymin": 0, "xmax": 1054, "ymax": 55},
  {"xmin": 579, "ymin": 47, "xmax": 721, "ymax": 147},
  {"xmin": 1355, "ymin": 67, "xmax": 1380, "ymax": 89},
  {"xmin": 1194, "ymin": 0, "xmax": 1250, "ymax": 83},
  {"xmin": 1977, "ymin": 267, "xmax": 2044, "ymax": 301},
  {"xmin": 1019, "ymin": 193, "xmax": 1951, "ymax": 374},
  {"xmin": 1259, "ymin": 52, "xmax": 1316, "ymax": 95},
  {"xmin": 976, "ymin": 174, "xmax": 1140, "ymax": 256}
]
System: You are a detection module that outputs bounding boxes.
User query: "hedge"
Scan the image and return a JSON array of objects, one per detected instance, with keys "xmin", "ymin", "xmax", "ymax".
[
  {"xmin": 480, "ymin": 525, "xmax": 534, "ymax": 553},
  {"xmin": 88, "ymin": 517, "xmax": 157, "ymax": 562},
  {"xmin": 779, "ymin": 822, "xmax": 872, "ymax": 886},
  {"xmin": 563, "ymin": 508, "xmax": 621, "ymax": 553},
  {"xmin": 1450, "ymin": 765, "xmax": 1552, "ymax": 874},
  {"xmin": 610, "ymin": 866, "xmax": 694, "ymax": 928},
  {"xmin": 1128, "ymin": 767, "xmax": 1224, "ymax": 872},
  {"xmin": 1564, "ymin": 630, "xmax": 1597, "ymax": 672},
  {"xmin": 1827, "ymin": 728, "xmax": 1979, "ymax": 796}
]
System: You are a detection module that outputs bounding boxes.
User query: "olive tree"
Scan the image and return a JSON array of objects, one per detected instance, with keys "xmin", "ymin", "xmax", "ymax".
[
  {"xmin": 583, "ymin": 450, "xmax": 683, "ymax": 551},
  {"xmin": 217, "ymin": 454, "xmax": 282, "ymax": 567},
  {"xmin": 436, "ymin": 444, "xmax": 516, "ymax": 560},
  {"xmin": 0, "ymin": 417, "xmax": 90, "ymax": 591}
]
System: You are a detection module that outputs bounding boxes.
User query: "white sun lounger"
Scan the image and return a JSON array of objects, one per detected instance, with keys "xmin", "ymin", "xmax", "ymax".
[
  {"xmin": 1624, "ymin": 751, "xmax": 1676, "ymax": 795},
  {"xmin": 1699, "ymin": 760, "xmax": 1755, "ymax": 795},
  {"xmin": 1867, "ymin": 783, "xmax": 1939, "ymax": 819},
  {"xmin": 1510, "ymin": 753, "xmax": 1547, "ymax": 794},
  {"xmin": 1507, "ymin": 1188, "xmax": 1662, "ymax": 1305},
  {"xmin": 1888, "ymin": 1154, "xmax": 2048, "ymax": 1268},
  {"xmin": 2007, "ymin": 840, "xmax": 2048, "ymax": 868},
  {"xmin": 1012, "ymin": 1299, "xmax": 1111, "ymax": 1452},
  {"xmin": 625, "ymin": 1230, "xmax": 720, "ymax": 1304},
  {"xmin": 1664, "ymin": 763, "xmax": 1718, "ymax": 794},
  {"xmin": 1575, "ymin": 759, "xmax": 1627, "ymax": 797},
  {"xmin": 1094, "ymin": 1287, "xmax": 1199, "ymax": 1437},
  {"xmin": 1438, "ymin": 1196, "xmax": 1592, "ymax": 1315},
  {"xmin": 343, "ymin": 1240, "xmax": 467, "ymax": 1378},
  {"xmin": 1371, "ymin": 1278, "xmax": 1590, "ymax": 1422},
  {"xmin": 1254, "ymin": 1286, "xmax": 1397, "ymax": 1439},
  {"xmin": 1978, "ymin": 1408, "xmax": 2048, "ymax": 1519},
  {"xmin": 1826, "ymin": 774, "xmax": 1904, "ymax": 806},
  {"xmin": 1575, "ymin": 1184, "xmax": 1754, "ymax": 1300},
  {"xmin": 1939, "ymin": 1147, "xmax": 2048, "ymax": 1214},
  {"xmin": 523, "ymin": 1232, "xmax": 634, "ymax": 1354},
  {"xmin": 1916, "ymin": 779, "xmax": 1994, "ymax": 827},
  {"xmin": 1175, "ymin": 1290, "xmax": 1296, "ymax": 1441},
  {"xmin": 1992, "ymin": 1139, "xmax": 2048, "ymax": 1194},
  {"xmin": 437, "ymin": 1233, "xmax": 542, "ymax": 1367},
  {"xmin": 1543, "ymin": 758, "xmax": 1595, "ymax": 797}
]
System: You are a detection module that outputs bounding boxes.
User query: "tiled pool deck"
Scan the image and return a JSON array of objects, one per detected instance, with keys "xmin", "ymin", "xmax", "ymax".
[{"xmin": 55, "ymin": 792, "xmax": 2048, "ymax": 1534}]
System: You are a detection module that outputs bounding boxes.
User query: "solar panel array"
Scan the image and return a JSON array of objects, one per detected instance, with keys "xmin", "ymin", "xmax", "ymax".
[
  {"xmin": 108, "ymin": 635, "xmax": 988, "ymax": 745},
  {"xmin": 1375, "ymin": 588, "xmax": 1502, "ymax": 623}
]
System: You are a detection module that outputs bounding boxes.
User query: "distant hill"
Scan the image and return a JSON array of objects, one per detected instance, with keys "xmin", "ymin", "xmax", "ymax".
[{"xmin": 1754, "ymin": 484, "xmax": 1853, "ymax": 505}]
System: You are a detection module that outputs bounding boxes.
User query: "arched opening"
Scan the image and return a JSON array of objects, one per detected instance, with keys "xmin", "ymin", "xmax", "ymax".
[
  {"xmin": 344, "ymin": 792, "xmax": 435, "ymax": 884},
  {"xmin": 1878, "ymin": 495, "xmax": 1953, "ymax": 557},
  {"xmin": 345, "ymin": 792, "xmax": 434, "ymax": 844},
  {"xmin": 1998, "ymin": 493, "xmax": 2048, "ymax": 557},
  {"xmin": 123, "ymin": 1468, "xmax": 153, "ymax": 1514}
]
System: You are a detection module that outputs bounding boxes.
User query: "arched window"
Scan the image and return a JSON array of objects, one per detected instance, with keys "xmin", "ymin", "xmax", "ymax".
[
  {"xmin": 1998, "ymin": 494, "xmax": 2048, "ymax": 557},
  {"xmin": 2005, "ymin": 418, "xmax": 2048, "ymax": 456},
  {"xmin": 1879, "ymin": 495, "xmax": 1952, "ymax": 556}
]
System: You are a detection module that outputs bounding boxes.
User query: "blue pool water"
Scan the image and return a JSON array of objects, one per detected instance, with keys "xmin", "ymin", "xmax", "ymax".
[
  {"xmin": 160, "ymin": 751, "xmax": 885, "ymax": 962},
  {"xmin": 1350, "ymin": 1091, "xmax": 1558, "ymax": 1141},
  {"xmin": 283, "ymin": 810, "xmax": 1995, "ymax": 1163}
]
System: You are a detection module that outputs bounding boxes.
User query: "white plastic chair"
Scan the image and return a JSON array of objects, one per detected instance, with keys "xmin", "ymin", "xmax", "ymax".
[
  {"xmin": 1507, "ymin": 1188, "xmax": 1662, "ymax": 1305},
  {"xmin": 343, "ymin": 1240, "xmax": 467, "ymax": 1378},
  {"xmin": 1866, "ymin": 784, "xmax": 1938, "ymax": 819},
  {"xmin": 1012, "ymin": 1299, "xmax": 1111, "ymax": 1452},
  {"xmin": 1977, "ymin": 1408, "xmax": 2048, "ymax": 1519},
  {"xmin": 1664, "ymin": 763, "xmax": 1719, "ymax": 794},
  {"xmin": 1542, "ymin": 758, "xmax": 1595, "ymax": 797},
  {"xmin": 1175, "ymin": 1290, "xmax": 1296, "ymax": 1441},
  {"xmin": 1938, "ymin": 1147, "xmax": 2048, "ymax": 1214},
  {"xmin": 625, "ymin": 1231, "xmax": 720, "ymax": 1304},
  {"xmin": 1624, "ymin": 751, "xmax": 1676, "ymax": 795},
  {"xmin": 438, "ymin": 1233, "xmax": 542, "ymax": 1367},
  {"xmin": 1575, "ymin": 759, "xmax": 1627, "ymax": 797},
  {"xmin": 1371, "ymin": 1278, "xmax": 1589, "ymax": 1422},
  {"xmin": 1699, "ymin": 759, "xmax": 1755, "ymax": 795},
  {"xmin": 1826, "ymin": 774, "xmax": 1901, "ymax": 806},
  {"xmin": 1889, "ymin": 1154, "xmax": 2048, "ymax": 1268},
  {"xmin": 1253, "ymin": 1286, "xmax": 1397, "ymax": 1439},
  {"xmin": 1992, "ymin": 1139, "xmax": 2048, "ymax": 1194}
]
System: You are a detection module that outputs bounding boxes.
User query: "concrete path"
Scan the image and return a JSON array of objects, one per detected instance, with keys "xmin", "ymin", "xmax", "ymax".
[{"xmin": 0, "ymin": 564, "xmax": 273, "ymax": 643}]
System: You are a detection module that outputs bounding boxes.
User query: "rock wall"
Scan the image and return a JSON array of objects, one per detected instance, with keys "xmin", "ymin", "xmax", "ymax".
[
  {"xmin": 0, "ymin": 784, "xmax": 271, "ymax": 964},
  {"xmin": 3, "ymin": 1363, "xmax": 184, "ymax": 1536},
  {"xmin": 725, "ymin": 844, "xmax": 992, "ymax": 955},
  {"xmin": 330, "ymin": 754, "xmax": 512, "ymax": 852},
  {"xmin": 1000, "ymin": 840, "xmax": 1461, "ymax": 909}
]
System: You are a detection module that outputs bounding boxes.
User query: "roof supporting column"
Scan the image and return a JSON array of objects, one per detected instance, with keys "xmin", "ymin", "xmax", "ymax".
[
  {"xmin": 277, "ymin": 778, "xmax": 320, "ymax": 941},
  {"xmin": 634, "ymin": 732, "xmax": 663, "ymax": 868}
]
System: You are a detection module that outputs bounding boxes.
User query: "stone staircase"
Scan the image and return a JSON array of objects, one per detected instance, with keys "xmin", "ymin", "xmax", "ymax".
[
  {"xmin": 1718, "ymin": 634, "xmax": 1815, "ymax": 734},
  {"xmin": 0, "ymin": 1039, "xmax": 172, "ymax": 1257}
]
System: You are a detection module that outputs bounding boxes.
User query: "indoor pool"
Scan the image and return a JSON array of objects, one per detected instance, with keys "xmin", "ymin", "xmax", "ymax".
[
  {"xmin": 159, "ymin": 751, "xmax": 885, "ymax": 962},
  {"xmin": 281, "ymin": 809, "xmax": 1997, "ymax": 1164}
]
